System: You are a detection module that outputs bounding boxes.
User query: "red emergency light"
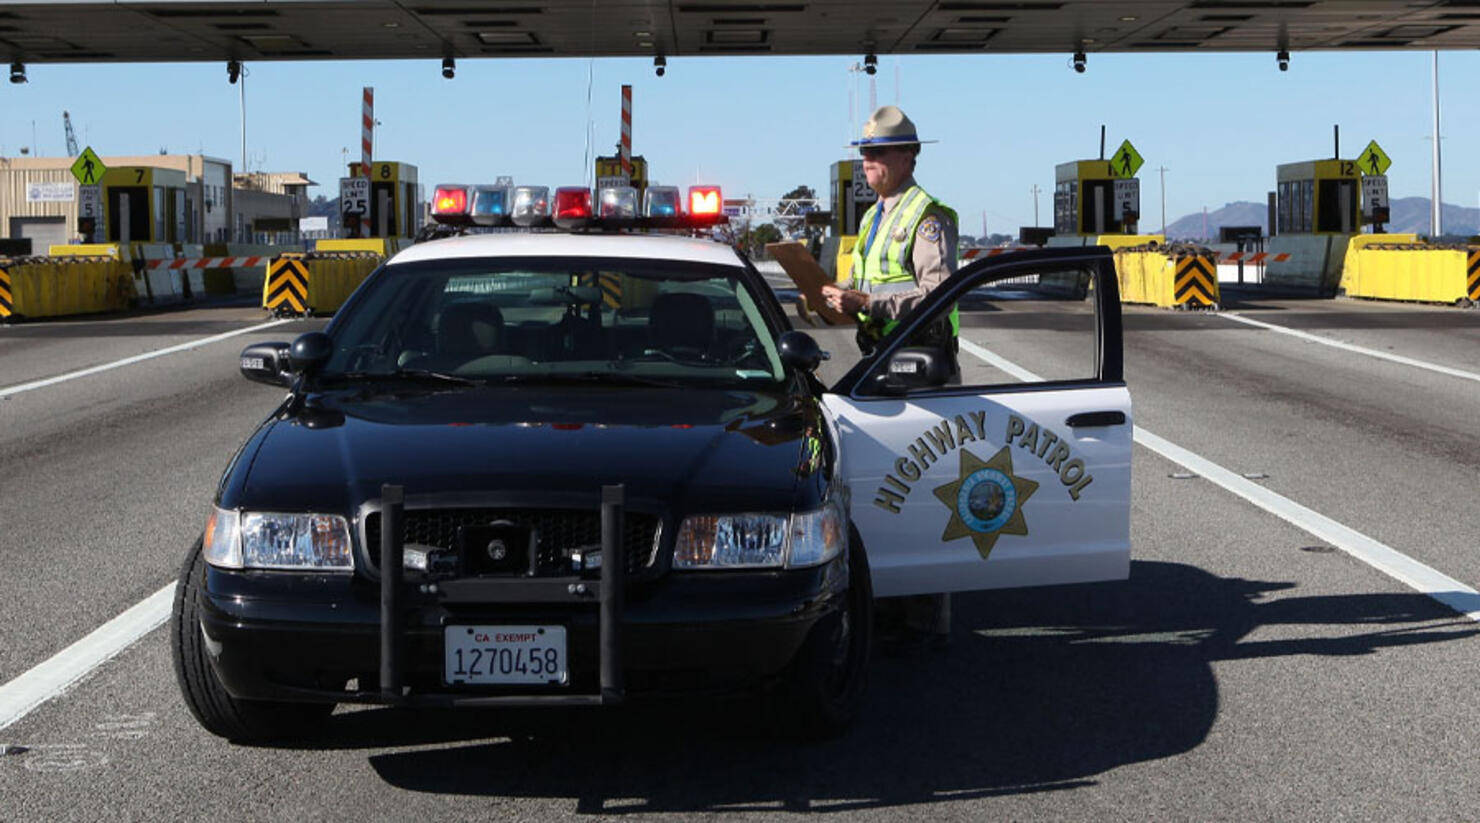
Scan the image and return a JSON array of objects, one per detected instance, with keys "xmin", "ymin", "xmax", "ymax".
[
  {"xmin": 554, "ymin": 186, "xmax": 593, "ymax": 228},
  {"xmin": 431, "ymin": 185, "xmax": 470, "ymax": 225},
  {"xmin": 688, "ymin": 186, "xmax": 721, "ymax": 216}
]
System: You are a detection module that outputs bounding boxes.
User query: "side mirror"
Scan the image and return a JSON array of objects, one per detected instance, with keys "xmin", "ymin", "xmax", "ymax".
[
  {"xmin": 868, "ymin": 347, "xmax": 949, "ymax": 396},
  {"xmin": 778, "ymin": 330, "xmax": 829, "ymax": 372},
  {"xmin": 240, "ymin": 342, "xmax": 292, "ymax": 387},
  {"xmin": 288, "ymin": 331, "xmax": 333, "ymax": 375}
]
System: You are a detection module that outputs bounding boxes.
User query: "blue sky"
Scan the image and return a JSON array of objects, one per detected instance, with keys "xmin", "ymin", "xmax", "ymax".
[{"xmin": 3, "ymin": 48, "xmax": 1476, "ymax": 234}]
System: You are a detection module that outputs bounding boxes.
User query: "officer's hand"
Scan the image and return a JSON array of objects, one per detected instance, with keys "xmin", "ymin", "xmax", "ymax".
[{"xmin": 822, "ymin": 285, "xmax": 867, "ymax": 314}]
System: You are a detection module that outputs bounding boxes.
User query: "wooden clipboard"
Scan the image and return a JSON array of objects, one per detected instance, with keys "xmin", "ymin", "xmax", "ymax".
[{"xmin": 765, "ymin": 241, "xmax": 856, "ymax": 326}]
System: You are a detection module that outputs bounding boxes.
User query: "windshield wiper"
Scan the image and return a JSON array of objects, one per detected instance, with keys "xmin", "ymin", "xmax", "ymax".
[
  {"xmin": 329, "ymin": 369, "xmax": 483, "ymax": 386},
  {"xmin": 487, "ymin": 372, "xmax": 687, "ymax": 388}
]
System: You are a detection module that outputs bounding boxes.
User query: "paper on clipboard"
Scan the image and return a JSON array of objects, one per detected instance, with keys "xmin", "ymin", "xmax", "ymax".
[{"xmin": 765, "ymin": 241, "xmax": 856, "ymax": 326}]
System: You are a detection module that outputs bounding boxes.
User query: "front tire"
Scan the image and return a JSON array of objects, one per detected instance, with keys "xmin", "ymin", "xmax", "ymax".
[
  {"xmin": 170, "ymin": 537, "xmax": 334, "ymax": 742},
  {"xmin": 771, "ymin": 528, "xmax": 874, "ymax": 740}
]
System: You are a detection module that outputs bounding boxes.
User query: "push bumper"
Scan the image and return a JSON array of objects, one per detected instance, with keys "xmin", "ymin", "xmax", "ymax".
[{"xmin": 198, "ymin": 486, "xmax": 848, "ymax": 706}]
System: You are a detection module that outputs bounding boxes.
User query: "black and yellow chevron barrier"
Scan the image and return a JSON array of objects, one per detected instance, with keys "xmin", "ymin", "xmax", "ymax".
[
  {"xmin": 0, "ymin": 265, "xmax": 12, "ymax": 320},
  {"xmin": 1468, "ymin": 250, "xmax": 1479, "ymax": 303},
  {"xmin": 1112, "ymin": 243, "xmax": 1220, "ymax": 309},
  {"xmin": 598, "ymin": 273, "xmax": 622, "ymax": 309},
  {"xmin": 1174, "ymin": 255, "xmax": 1218, "ymax": 308},
  {"xmin": 264, "ymin": 256, "xmax": 309, "ymax": 315},
  {"xmin": 263, "ymin": 251, "xmax": 383, "ymax": 316}
]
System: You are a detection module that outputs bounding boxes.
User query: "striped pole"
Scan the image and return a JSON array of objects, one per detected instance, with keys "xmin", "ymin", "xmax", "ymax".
[
  {"xmin": 361, "ymin": 86, "xmax": 374, "ymax": 237},
  {"xmin": 620, "ymin": 84, "xmax": 633, "ymax": 179}
]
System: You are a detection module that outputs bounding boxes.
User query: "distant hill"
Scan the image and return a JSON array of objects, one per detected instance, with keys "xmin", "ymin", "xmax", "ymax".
[{"xmin": 1164, "ymin": 197, "xmax": 1479, "ymax": 241}]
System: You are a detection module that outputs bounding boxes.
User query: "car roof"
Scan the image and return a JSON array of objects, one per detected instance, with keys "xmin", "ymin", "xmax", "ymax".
[{"xmin": 385, "ymin": 232, "xmax": 747, "ymax": 268}]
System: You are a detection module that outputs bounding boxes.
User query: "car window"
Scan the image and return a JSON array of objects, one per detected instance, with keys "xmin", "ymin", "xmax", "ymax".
[
  {"xmin": 859, "ymin": 260, "xmax": 1100, "ymax": 392},
  {"xmin": 322, "ymin": 257, "xmax": 785, "ymax": 385}
]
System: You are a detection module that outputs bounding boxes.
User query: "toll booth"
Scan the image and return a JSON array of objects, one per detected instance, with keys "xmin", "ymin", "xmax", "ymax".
[
  {"xmin": 1275, "ymin": 159, "xmax": 1359, "ymax": 235},
  {"xmin": 1053, "ymin": 160, "xmax": 1138, "ymax": 236},
  {"xmin": 1266, "ymin": 158, "xmax": 1361, "ymax": 295},
  {"xmin": 345, "ymin": 161, "xmax": 419, "ymax": 238},
  {"xmin": 100, "ymin": 166, "xmax": 190, "ymax": 243},
  {"xmin": 595, "ymin": 155, "xmax": 649, "ymax": 203},
  {"xmin": 831, "ymin": 159, "xmax": 877, "ymax": 236}
]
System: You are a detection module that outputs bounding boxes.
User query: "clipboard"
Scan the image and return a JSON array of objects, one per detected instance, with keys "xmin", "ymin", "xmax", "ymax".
[{"xmin": 765, "ymin": 241, "xmax": 856, "ymax": 326}]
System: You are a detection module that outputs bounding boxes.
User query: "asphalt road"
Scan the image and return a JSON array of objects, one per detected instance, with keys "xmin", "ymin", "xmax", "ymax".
[{"xmin": 1, "ymin": 289, "xmax": 1478, "ymax": 821}]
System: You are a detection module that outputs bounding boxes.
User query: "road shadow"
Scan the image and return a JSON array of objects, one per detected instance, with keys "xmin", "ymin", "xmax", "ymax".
[{"xmin": 264, "ymin": 561, "xmax": 1476, "ymax": 813}]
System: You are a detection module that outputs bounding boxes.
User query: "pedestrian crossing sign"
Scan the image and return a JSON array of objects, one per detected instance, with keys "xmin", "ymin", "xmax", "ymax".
[
  {"xmin": 70, "ymin": 147, "xmax": 107, "ymax": 186},
  {"xmin": 1110, "ymin": 140, "xmax": 1143, "ymax": 179},
  {"xmin": 1360, "ymin": 140, "xmax": 1391, "ymax": 176}
]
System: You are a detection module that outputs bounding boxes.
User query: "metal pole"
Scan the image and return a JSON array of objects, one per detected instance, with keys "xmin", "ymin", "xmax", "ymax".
[
  {"xmin": 1431, "ymin": 50, "xmax": 1442, "ymax": 237},
  {"xmin": 1158, "ymin": 166, "xmax": 1168, "ymax": 234},
  {"xmin": 239, "ymin": 66, "xmax": 246, "ymax": 172},
  {"xmin": 1031, "ymin": 184, "xmax": 1040, "ymax": 227},
  {"xmin": 599, "ymin": 484, "xmax": 625, "ymax": 703},
  {"xmin": 379, "ymin": 484, "xmax": 404, "ymax": 699}
]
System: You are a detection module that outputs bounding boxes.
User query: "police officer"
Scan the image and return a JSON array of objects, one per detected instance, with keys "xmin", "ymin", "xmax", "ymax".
[
  {"xmin": 823, "ymin": 105, "xmax": 957, "ymax": 651},
  {"xmin": 822, "ymin": 105, "xmax": 959, "ymax": 375}
]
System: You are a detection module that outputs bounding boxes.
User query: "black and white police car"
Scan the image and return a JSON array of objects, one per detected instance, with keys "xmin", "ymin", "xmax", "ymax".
[{"xmin": 171, "ymin": 182, "xmax": 1132, "ymax": 742}]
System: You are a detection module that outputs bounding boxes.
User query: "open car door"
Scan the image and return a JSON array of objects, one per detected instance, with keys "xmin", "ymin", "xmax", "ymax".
[{"xmin": 823, "ymin": 247, "xmax": 1131, "ymax": 597}]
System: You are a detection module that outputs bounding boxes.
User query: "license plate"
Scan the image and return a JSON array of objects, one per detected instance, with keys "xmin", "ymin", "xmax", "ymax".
[{"xmin": 444, "ymin": 625, "xmax": 568, "ymax": 686}]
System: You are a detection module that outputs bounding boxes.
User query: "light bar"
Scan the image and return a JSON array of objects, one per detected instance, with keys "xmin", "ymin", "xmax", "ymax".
[
  {"xmin": 431, "ymin": 184, "xmax": 471, "ymax": 225},
  {"xmin": 554, "ymin": 186, "xmax": 593, "ymax": 229},
  {"xmin": 511, "ymin": 185, "xmax": 551, "ymax": 227},
  {"xmin": 688, "ymin": 186, "xmax": 722, "ymax": 216},
  {"xmin": 599, "ymin": 186, "xmax": 639, "ymax": 218},
  {"xmin": 643, "ymin": 185, "xmax": 680, "ymax": 217},
  {"xmin": 470, "ymin": 185, "xmax": 510, "ymax": 227}
]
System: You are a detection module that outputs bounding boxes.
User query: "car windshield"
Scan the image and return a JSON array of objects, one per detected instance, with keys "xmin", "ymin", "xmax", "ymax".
[{"xmin": 320, "ymin": 255, "xmax": 785, "ymax": 386}]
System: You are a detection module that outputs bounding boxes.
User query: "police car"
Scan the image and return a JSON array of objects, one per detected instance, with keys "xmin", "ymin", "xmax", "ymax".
[{"xmin": 170, "ymin": 181, "xmax": 1132, "ymax": 742}]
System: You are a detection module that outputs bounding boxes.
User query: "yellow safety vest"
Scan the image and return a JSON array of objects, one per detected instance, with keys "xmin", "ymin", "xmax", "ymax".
[{"xmin": 849, "ymin": 184, "xmax": 959, "ymax": 338}]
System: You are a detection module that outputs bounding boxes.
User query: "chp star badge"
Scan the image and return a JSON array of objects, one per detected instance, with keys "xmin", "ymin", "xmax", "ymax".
[
  {"xmin": 918, "ymin": 216, "xmax": 942, "ymax": 243},
  {"xmin": 933, "ymin": 446, "xmax": 1038, "ymax": 559}
]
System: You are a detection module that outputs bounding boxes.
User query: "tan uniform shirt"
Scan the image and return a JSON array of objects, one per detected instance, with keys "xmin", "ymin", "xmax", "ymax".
[{"xmin": 865, "ymin": 175, "xmax": 960, "ymax": 320}]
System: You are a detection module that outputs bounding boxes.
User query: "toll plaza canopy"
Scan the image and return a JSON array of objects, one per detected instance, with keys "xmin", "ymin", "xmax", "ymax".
[{"xmin": 3, "ymin": 1, "xmax": 1480, "ymax": 64}]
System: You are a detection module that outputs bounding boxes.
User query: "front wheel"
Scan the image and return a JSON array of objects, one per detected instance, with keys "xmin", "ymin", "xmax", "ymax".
[
  {"xmin": 170, "ymin": 537, "xmax": 334, "ymax": 742},
  {"xmin": 769, "ymin": 528, "xmax": 874, "ymax": 740}
]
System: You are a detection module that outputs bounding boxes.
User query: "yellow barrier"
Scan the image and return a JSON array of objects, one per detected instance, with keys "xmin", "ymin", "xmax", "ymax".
[
  {"xmin": 1342, "ymin": 235, "xmax": 1477, "ymax": 304},
  {"xmin": 314, "ymin": 238, "xmax": 403, "ymax": 256},
  {"xmin": 1112, "ymin": 245, "xmax": 1220, "ymax": 309},
  {"xmin": 0, "ymin": 256, "xmax": 134, "ymax": 319},
  {"xmin": 262, "ymin": 252, "xmax": 382, "ymax": 316},
  {"xmin": 47, "ymin": 243, "xmax": 126, "ymax": 260}
]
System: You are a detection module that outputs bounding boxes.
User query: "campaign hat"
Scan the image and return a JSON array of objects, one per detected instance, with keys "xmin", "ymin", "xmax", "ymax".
[{"xmin": 849, "ymin": 105, "xmax": 937, "ymax": 148}]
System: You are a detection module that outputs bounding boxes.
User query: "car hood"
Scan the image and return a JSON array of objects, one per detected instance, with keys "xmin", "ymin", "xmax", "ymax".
[{"xmin": 229, "ymin": 384, "xmax": 823, "ymax": 515}]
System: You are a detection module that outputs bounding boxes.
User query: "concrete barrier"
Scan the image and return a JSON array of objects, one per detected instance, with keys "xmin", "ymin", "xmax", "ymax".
[
  {"xmin": 1265, "ymin": 234, "xmax": 1350, "ymax": 295},
  {"xmin": 264, "ymin": 251, "xmax": 382, "ymax": 316},
  {"xmin": 1341, "ymin": 235, "xmax": 1476, "ymax": 304},
  {"xmin": 1112, "ymin": 244, "xmax": 1219, "ymax": 309},
  {"xmin": 0, "ymin": 254, "xmax": 134, "ymax": 319}
]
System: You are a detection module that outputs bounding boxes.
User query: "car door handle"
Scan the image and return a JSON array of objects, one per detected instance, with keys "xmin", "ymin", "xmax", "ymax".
[{"xmin": 1066, "ymin": 411, "xmax": 1126, "ymax": 428}]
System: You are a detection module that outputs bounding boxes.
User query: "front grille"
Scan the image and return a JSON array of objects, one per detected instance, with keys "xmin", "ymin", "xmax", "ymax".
[{"xmin": 364, "ymin": 508, "xmax": 660, "ymax": 576}]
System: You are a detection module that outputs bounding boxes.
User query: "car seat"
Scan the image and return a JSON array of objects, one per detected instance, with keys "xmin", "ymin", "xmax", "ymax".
[
  {"xmin": 437, "ymin": 301, "xmax": 505, "ymax": 357},
  {"xmin": 648, "ymin": 292, "xmax": 714, "ymax": 358}
]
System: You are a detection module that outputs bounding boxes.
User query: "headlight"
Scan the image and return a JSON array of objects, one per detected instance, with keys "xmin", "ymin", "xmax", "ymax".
[
  {"xmin": 675, "ymin": 497, "xmax": 846, "ymax": 570},
  {"xmin": 202, "ymin": 507, "xmax": 354, "ymax": 571},
  {"xmin": 787, "ymin": 496, "xmax": 846, "ymax": 568}
]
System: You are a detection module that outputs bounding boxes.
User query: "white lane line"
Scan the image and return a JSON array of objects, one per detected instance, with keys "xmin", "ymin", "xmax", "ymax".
[
  {"xmin": 960, "ymin": 337, "xmax": 1480, "ymax": 623},
  {"xmin": 0, "ymin": 319, "xmax": 292, "ymax": 400},
  {"xmin": 1220, "ymin": 312, "xmax": 1480, "ymax": 385},
  {"xmin": 0, "ymin": 584, "xmax": 175, "ymax": 732}
]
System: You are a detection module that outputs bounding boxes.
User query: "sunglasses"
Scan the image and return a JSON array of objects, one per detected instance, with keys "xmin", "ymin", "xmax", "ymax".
[{"xmin": 859, "ymin": 145, "xmax": 914, "ymax": 159}]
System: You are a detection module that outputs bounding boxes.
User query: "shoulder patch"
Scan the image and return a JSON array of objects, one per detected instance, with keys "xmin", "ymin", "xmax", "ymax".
[{"xmin": 918, "ymin": 215, "xmax": 943, "ymax": 243}]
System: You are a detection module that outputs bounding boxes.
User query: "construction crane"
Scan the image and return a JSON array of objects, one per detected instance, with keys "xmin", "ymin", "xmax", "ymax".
[{"xmin": 63, "ymin": 111, "xmax": 78, "ymax": 157}]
